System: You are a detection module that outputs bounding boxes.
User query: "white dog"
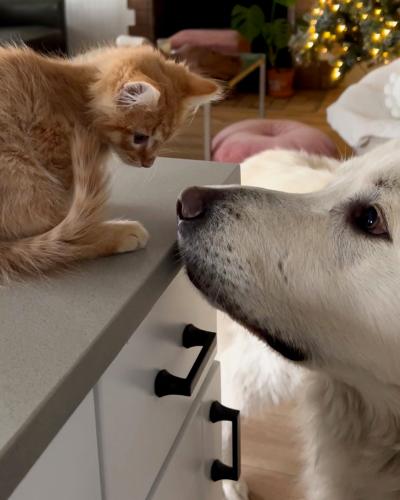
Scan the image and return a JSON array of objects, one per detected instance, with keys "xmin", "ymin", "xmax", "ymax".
[
  {"xmin": 177, "ymin": 140, "xmax": 400, "ymax": 500},
  {"xmin": 219, "ymin": 148, "xmax": 338, "ymax": 500}
]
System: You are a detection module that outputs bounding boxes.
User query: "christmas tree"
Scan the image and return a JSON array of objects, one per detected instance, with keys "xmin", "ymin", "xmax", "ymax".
[{"xmin": 292, "ymin": 0, "xmax": 400, "ymax": 81}]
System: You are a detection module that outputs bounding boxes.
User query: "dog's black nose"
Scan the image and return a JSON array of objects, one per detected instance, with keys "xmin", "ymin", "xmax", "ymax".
[{"xmin": 177, "ymin": 186, "xmax": 218, "ymax": 220}]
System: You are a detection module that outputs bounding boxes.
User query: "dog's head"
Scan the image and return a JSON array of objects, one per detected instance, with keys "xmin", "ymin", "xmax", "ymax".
[{"xmin": 177, "ymin": 141, "xmax": 400, "ymax": 392}]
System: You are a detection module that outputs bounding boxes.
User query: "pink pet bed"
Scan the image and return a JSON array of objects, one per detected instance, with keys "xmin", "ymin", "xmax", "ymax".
[
  {"xmin": 212, "ymin": 119, "xmax": 339, "ymax": 163},
  {"xmin": 169, "ymin": 29, "xmax": 250, "ymax": 54}
]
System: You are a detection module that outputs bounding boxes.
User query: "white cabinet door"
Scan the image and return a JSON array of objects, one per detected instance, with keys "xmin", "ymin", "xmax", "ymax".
[
  {"xmin": 10, "ymin": 392, "xmax": 102, "ymax": 500},
  {"xmin": 148, "ymin": 362, "xmax": 224, "ymax": 500},
  {"xmin": 95, "ymin": 270, "xmax": 217, "ymax": 500}
]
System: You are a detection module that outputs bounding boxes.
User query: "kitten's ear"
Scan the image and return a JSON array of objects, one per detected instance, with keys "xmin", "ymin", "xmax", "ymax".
[
  {"xmin": 185, "ymin": 73, "xmax": 222, "ymax": 108},
  {"xmin": 117, "ymin": 81, "xmax": 160, "ymax": 108}
]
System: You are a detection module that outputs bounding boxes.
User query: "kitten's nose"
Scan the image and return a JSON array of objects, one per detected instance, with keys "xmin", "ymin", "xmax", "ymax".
[
  {"xmin": 142, "ymin": 158, "xmax": 155, "ymax": 168},
  {"xmin": 177, "ymin": 186, "xmax": 220, "ymax": 220}
]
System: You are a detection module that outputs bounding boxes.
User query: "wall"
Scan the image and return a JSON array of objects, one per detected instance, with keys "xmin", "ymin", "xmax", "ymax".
[
  {"xmin": 128, "ymin": 0, "xmax": 154, "ymax": 39},
  {"xmin": 65, "ymin": 0, "xmax": 135, "ymax": 54},
  {"xmin": 128, "ymin": 0, "xmax": 289, "ymax": 41}
]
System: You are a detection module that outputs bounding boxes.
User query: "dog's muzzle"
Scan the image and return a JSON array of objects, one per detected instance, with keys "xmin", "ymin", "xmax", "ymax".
[{"xmin": 177, "ymin": 186, "xmax": 308, "ymax": 364}]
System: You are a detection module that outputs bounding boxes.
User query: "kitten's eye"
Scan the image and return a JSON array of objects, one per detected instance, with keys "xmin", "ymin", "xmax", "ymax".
[
  {"xmin": 133, "ymin": 132, "xmax": 149, "ymax": 145},
  {"xmin": 353, "ymin": 205, "xmax": 389, "ymax": 237}
]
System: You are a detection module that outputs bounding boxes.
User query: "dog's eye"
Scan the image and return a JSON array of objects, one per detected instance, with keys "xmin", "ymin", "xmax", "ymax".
[
  {"xmin": 354, "ymin": 205, "xmax": 388, "ymax": 237},
  {"xmin": 133, "ymin": 132, "xmax": 149, "ymax": 145}
]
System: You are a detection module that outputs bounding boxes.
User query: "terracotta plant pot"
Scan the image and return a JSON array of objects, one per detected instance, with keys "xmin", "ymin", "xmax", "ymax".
[{"xmin": 267, "ymin": 68, "xmax": 295, "ymax": 98}]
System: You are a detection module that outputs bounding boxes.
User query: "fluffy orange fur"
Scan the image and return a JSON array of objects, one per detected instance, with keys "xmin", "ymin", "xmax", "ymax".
[{"xmin": 0, "ymin": 44, "xmax": 220, "ymax": 282}]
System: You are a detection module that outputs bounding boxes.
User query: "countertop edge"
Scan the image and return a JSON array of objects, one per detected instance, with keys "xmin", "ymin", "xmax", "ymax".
[
  {"xmin": 0, "ymin": 163, "xmax": 240, "ymax": 499},
  {"xmin": 0, "ymin": 248, "xmax": 180, "ymax": 500}
]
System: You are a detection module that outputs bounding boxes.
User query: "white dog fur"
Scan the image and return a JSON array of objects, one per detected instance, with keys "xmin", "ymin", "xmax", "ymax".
[
  {"xmin": 175, "ymin": 143, "xmax": 400, "ymax": 500},
  {"xmin": 218, "ymin": 149, "xmax": 338, "ymax": 500}
]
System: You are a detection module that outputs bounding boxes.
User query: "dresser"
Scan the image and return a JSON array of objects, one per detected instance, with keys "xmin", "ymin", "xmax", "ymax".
[{"xmin": 0, "ymin": 157, "xmax": 240, "ymax": 500}]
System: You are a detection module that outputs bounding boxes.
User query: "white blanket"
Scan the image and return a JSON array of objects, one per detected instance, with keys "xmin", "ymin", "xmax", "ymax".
[{"xmin": 327, "ymin": 59, "xmax": 400, "ymax": 149}]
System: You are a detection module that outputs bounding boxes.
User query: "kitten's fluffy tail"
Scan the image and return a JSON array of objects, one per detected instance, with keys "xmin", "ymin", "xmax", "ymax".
[{"xmin": 0, "ymin": 127, "xmax": 108, "ymax": 282}]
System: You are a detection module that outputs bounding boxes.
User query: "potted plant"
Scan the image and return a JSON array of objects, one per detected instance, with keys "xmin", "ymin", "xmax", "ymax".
[{"xmin": 231, "ymin": 0, "xmax": 296, "ymax": 97}]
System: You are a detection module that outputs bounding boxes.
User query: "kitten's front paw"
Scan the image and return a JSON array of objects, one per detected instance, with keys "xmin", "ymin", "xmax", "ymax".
[
  {"xmin": 115, "ymin": 221, "xmax": 149, "ymax": 253},
  {"xmin": 223, "ymin": 480, "xmax": 249, "ymax": 500}
]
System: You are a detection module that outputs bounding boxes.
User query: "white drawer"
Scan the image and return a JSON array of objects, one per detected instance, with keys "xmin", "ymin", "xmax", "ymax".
[
  {"xmin": 95, "ymin": 270, "xmax": 217, "ymax": 500},
  {"xmin": 148, "ymin": 362, "xmax": 225, "ymax": 500},
  {"xmin": 10, "ymin": 393, "xmax": 101, "ymax": 500}
]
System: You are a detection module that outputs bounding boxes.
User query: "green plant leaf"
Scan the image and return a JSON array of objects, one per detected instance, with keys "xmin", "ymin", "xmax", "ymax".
[
  {"xmin": 262, "ymin": 18, "xmax": 291, "ymax": 48},
  {"xmin": 274, "ymin": 0, "xmax": 297, "ymax": 6},
  {"xmin": 261, "ymin": 17, "xmax": 291, "ymax": 66},
  {"xmin": 262, "ymin": 23, "xmax": 273, "ymax": 43},
  {"xmin": 232, "ymin": 4, "xmax": 246, "ymax": 17},
  {"xmin": 231, "ymin": 4, "xmax": 265, "ymax": 43},
  {"xmin": 271, "ymin": 18, "xmax": 291, "ymax": 50}
]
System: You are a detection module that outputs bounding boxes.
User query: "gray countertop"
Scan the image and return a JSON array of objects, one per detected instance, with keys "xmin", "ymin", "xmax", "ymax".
[{"xmin": 0, "ymin": 156, "xmax": 239, "ymax": 499}]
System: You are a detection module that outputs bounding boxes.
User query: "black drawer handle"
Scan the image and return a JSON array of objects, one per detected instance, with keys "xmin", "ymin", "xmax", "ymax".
[
  {"xmin": 209, "ymin": 401, "xmax": 241, "ymax": 481},
  {"xmin": 154, "ymin": 324, "xmax": 216, "ymax": 397}
]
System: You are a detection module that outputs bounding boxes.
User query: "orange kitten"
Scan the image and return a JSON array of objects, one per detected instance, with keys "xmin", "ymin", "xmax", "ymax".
[{"xmin": 0, "ymin": 44, "xmax": 220, "ymax": 282}]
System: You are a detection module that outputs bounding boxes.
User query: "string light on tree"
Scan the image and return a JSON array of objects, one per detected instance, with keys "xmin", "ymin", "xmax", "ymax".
[{"xmin": 291, "ymin": 0, "xmax": 400, "ymax": 82}]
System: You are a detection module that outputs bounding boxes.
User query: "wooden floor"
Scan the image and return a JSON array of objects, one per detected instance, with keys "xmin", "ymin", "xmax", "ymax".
[
  {"xmin": 162, "ymin": 86, "xmax": 352, "ymax": 499},
  {"xmin": 160, "ymin": 86, "xmax": 351, "ymax": 162},
  {"xmin": 240, "ymin": 402, "xmax": 306, "ymax": 500}
]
